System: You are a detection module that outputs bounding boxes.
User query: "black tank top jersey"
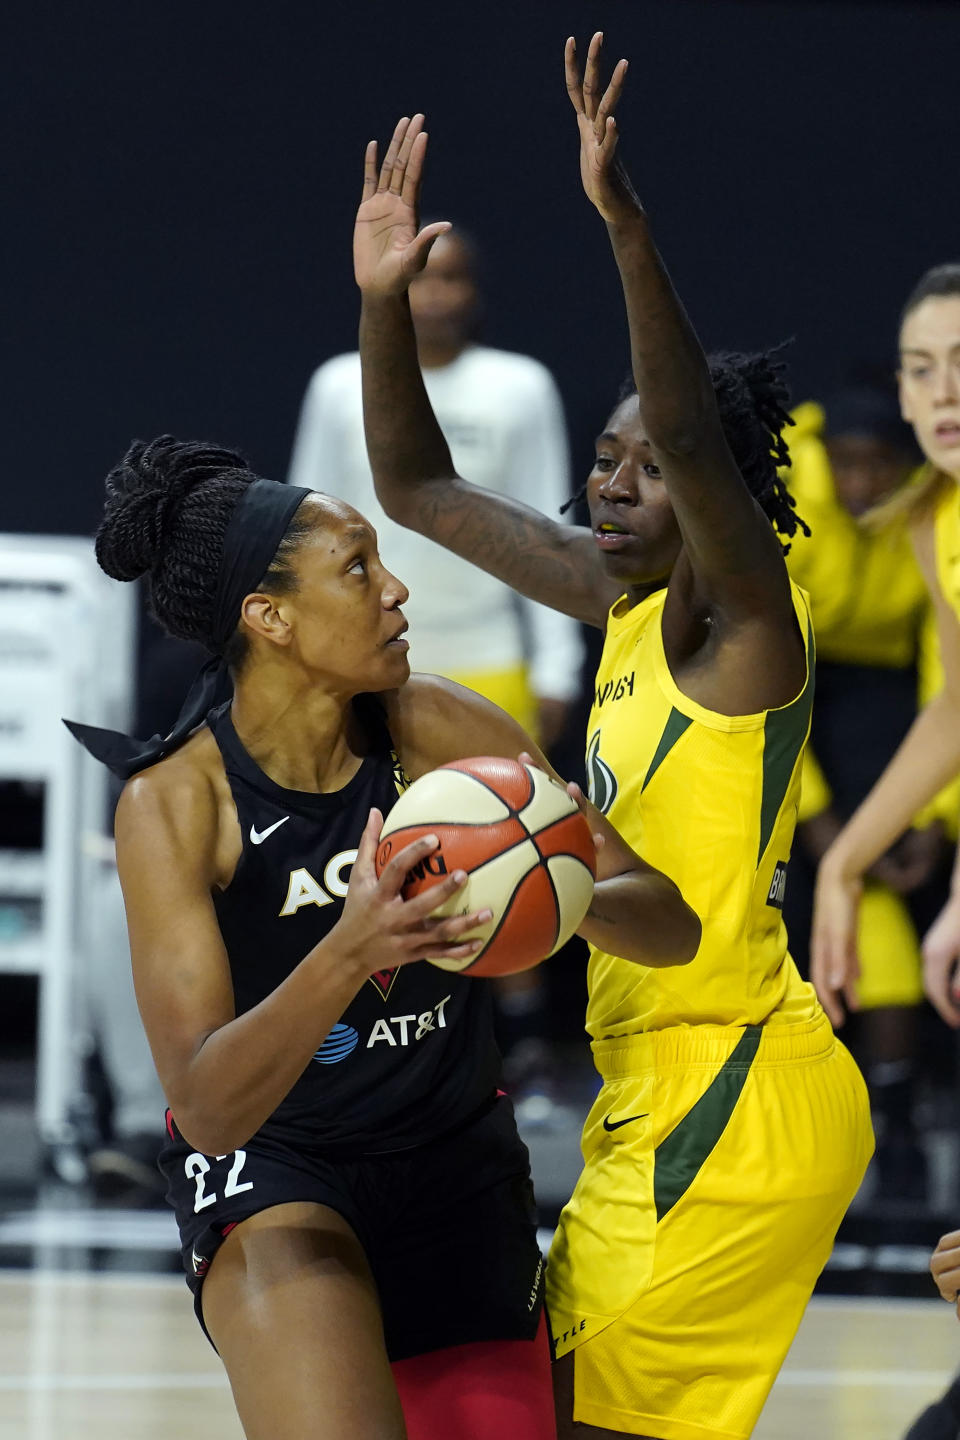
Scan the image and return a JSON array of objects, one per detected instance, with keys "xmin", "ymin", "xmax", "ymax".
[{"xmin": 206, "ymin": 699, "xmax": 499, "ymax": 1155}]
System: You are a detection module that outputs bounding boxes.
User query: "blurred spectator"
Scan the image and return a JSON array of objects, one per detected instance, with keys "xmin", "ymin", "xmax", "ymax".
[
  {"xmin": 288, "ymin": 228, "xmax": 583, "ymax": 746},
  {"xmin": 783, "ymin": 387, "xmax": 958, "ymax": 1202},
  {"xmin": 288, "ymin": 227, "xmax": 585, "ymax": 1110}
]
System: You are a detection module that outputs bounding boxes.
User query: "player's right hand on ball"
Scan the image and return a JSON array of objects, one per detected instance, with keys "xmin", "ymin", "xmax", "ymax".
[{"xmin": 333, "ymin": 808, "xmax": 491, "ymax": 974}]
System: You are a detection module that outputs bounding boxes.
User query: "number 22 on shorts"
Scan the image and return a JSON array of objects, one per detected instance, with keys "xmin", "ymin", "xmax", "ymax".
[{"xmin": 185, "ymin": 1150, "xmax": 254, "ymax": 1213}]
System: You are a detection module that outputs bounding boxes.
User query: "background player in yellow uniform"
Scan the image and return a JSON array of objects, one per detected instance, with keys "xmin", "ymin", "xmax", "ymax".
[
  {"xmin": 783, "ymin": 389, "xmax": 958, "ymax": 1202},
  {"xmin": 809, "ymin": 266, "xmax": 960, "ymax": 1440},
  {"xmin": 353, "ymin": 35, "xmax": 873, "ymax": 1439},
  {"xmin": 813, "ymin": 265, "xmax": 960, "ymax": 1029}
]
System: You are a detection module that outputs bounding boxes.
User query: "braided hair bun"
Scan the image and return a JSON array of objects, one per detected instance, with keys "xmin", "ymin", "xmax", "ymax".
[
  {"xmin": 95, "ymin": 436, "xmax": 315, "ymax": 661},
  {"xmin": 96, "ymin": 436, "xmax": 252, "ymax": 582},
  {"xmin": 95, "ymin": 436, "xmax": 261, "ymax": 650}
]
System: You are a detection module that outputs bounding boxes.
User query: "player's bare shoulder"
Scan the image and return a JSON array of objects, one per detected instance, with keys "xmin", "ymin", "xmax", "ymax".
[
  {"xmin": 115, "ymin": 726, "xmax": 240, "ymax": 892},
  {"xmin": 384, "ymin": 675, "xmax": 530, "ymax": 782}
]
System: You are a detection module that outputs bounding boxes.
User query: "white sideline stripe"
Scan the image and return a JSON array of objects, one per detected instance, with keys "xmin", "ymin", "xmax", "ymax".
[
  {"xmin": 0, "ymin": 1209, "xmax": 179, "ymax": 1249},
  {"xmin": 777, "ymin": 1369, "xmax": 952, "ymax": 1388},
  {"xmin": 0, "ymin": 1373, "xmax": 228, "ymax": 1392},
  {"xmin": 0, "ymin": 1366, "xmax": 951, "ymax": 1395},
  {"xmin": 0, "ymin": 1268, "xmax": 182, "ymax": 1289}
]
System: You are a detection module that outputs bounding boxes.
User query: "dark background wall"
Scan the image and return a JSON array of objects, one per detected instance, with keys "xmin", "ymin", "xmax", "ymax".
[{"xmin": 4, "ymin": 0, "xmax": 958, "ymax": 538}]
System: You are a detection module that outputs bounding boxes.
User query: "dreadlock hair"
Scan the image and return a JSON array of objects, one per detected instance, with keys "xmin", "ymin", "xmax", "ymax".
[
  {"xmin": 95, "ymin": 436, "xmax": 315, "ymax": 672},
  {"xmin": 561, "ymin": 348, "xmax": 809, "ymax": 552},
  {"xmin": 867, "ymin": 263, "xmax": 960, "ymax": 529}
]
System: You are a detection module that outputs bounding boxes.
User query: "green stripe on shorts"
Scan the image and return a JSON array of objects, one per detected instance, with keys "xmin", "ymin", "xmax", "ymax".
[{"xmin": 653, "ymin": 1025, "xmax": 763, "ymax": 1222}]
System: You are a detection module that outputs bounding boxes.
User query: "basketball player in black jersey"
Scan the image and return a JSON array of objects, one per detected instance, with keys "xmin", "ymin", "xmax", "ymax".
[{"xmin": 75, "ymin": 436, "xmax": 699, "ymax": 1440}]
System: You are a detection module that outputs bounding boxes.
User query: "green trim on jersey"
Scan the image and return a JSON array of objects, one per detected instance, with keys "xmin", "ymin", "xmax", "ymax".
[
  {"xmin": 756, "ymin": 619, "xmax": 815, "ymax": 866},
  {"xmin": 642, "ymin": 707, "xmax": 693, "ymax": 793},
  {"xmin": 653, "ymin": 1025, "xmax": 763, "ymax": 1222}
]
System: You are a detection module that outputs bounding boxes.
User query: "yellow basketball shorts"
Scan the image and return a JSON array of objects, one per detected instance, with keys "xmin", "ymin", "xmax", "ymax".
[
  {"xmin": 855, "ymin": 881, "xmax": 924, "ymax": 1009},
  {"xmin": 441, "ymin": 664, "xmax": 538, "ymax": 740},
  {"xmin": 546, "ymin": 1012, "xmax": 873, "ymax": 1440}
]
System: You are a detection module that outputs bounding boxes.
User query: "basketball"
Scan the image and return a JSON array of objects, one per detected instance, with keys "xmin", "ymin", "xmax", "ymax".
[{"xmin": 374, "ymin": 756, "xmax": 597, "ymax": 977}]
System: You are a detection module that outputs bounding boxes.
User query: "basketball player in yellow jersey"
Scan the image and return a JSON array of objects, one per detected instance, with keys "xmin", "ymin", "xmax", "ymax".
[
  {"xmin": 808, "ymin": 266, "xmax": 960, "ymax": 1440},
  {"xmin": 353, "ymin": 35, "xmax": 873, "ymax": 1439},
  {"xmin": 813, "ymin": 265, "xmax": 960, "ymax": 1036}
]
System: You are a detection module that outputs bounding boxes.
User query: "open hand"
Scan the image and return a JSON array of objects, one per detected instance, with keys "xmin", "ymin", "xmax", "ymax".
[
  {"xmin": 334, "ymin": 808, "xmax": 491, "ymax": 972},
  {"xmin": 564, "ymin": 32, "xmax": 639, "ymax": 223},
  {"xmin": 354, "ymin": 115, "xmax": 450, "ymax": 299}
]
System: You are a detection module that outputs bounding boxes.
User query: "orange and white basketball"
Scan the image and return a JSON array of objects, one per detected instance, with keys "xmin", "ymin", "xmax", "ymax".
[{"xmin": 375, "ymin": 756, "xmax": 597, "ymax": 977}]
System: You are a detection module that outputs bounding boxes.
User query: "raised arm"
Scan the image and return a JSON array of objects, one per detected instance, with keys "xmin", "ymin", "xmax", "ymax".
[
  {"xmin": 354, "ymin": 115, "xmax": 618, "ymax": 629},
  {"xmin": 565, "ymin": 35, "xmax": 800, "ymax": 652}
]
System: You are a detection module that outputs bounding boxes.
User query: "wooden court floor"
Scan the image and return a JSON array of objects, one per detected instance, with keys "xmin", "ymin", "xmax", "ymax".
[{"xmin": 0, "ymin": 1271, "xmax": 957, "ymax": 1439}]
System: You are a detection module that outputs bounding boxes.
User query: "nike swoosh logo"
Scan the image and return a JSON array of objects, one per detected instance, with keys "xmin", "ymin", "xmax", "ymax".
[
  {"xmin": 249, "ymin": 816, "xmax": 290, "ymax": 846},
  {"xmin": 602, "ymin": 1113, "xmax": 648, "ymax": 1132}
]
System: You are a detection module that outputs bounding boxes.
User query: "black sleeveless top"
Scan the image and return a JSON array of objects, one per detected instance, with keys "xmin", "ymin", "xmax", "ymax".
[{"xmin": 208, "ymin": 698, "xmax": 499, "ymax": 1155}]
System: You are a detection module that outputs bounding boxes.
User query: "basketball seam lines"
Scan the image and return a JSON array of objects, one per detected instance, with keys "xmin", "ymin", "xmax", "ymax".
[
  {"xmin": 459, "ymin": 860, "xmax": 544, "ymax": 972},
  {"xmin": 532, "ymin": 834, "xmax": 562, "ymax": 952},
  {"xmin": 460, "ymin": 824, "xmax": 589, "ymax": 971},
  {"xmin": 400, "ymin": 767, "xmax": 587, "ymax": 972},
  {"xmin": 445, "ymin": 763, "xmax": 534, "ymax": 817}
]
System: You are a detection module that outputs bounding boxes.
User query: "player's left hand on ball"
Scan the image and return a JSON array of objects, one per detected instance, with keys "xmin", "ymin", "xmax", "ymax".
[
  {"xmin": 335, "ymin": 808, "xmax": 492, "ymax": 972},
  {"xmin": 930, "ymin": 1230, "xmax": 960, "ymax": 1314},
  {"xmin": 354, "ymin": 114, "xmax": 451, "ymax": 298}
]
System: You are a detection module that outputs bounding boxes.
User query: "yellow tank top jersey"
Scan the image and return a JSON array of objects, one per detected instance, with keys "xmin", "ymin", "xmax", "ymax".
[
  {"xmin": 585, "ymin": 580, "xmax": 819, "ymax": 1036},
  {"xmin": 934, "ymin": 478, "xmax": 960, "ymax": 625}
]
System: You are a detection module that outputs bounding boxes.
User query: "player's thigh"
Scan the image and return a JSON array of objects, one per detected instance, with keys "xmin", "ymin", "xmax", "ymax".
[
  {"xmin": 393, "ymin": 1314, "xmax": 555, "ymax": 1440},
  {"xmin": 202, "ymin": 1200, "xmax": 406, "ymax": 1440},
  {"xmin": 553, "ymin": 1352, "xmax": 653, "ymax": 1440}
]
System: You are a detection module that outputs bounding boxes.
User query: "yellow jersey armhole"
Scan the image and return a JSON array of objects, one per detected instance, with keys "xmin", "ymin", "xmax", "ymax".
[{"xmin": 648, "ymin": 581, "xmax": 813, "ymax": 735}]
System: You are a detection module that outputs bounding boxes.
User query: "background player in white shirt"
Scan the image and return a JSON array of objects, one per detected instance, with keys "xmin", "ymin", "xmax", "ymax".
[{"xmin": 288, "ymin": 228, "xmax": 584, "ymax": 752}]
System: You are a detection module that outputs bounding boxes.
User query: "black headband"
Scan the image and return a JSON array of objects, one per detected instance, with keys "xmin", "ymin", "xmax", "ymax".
[{"xmin": 65, "ymin": 479, "xmax": 312, "ymax": 780}]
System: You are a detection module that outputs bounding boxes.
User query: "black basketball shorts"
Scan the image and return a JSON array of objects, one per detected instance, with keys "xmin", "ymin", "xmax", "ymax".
[{"xmin": 159, "ymin": 1093, "xmax": 545, "ymax": 1362}]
